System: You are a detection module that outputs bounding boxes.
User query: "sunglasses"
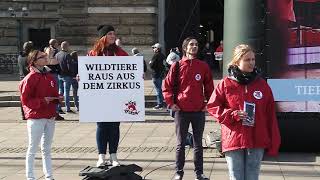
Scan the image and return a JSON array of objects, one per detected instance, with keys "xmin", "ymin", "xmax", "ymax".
[
  {"xmin": 35, "ymin": 55, "xmax": 47, "ymax": 60},
  {"xmin": 31, "ymin": 51, "xmax": 46, "ymax": 66}
]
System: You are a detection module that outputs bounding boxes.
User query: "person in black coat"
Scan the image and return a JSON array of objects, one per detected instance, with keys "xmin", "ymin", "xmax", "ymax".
[{"xmin": 149, "ymin": 43, "xmax": 166, "ymax": 109}]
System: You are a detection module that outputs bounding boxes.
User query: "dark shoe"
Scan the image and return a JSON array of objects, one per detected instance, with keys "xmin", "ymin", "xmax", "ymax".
[
  {"xmin": 55, "ymin": 114, "xmax": 64, "ymax": 120},
  {"xmin": 174, "ymin": 171, "xmax": 184, "ymax": 180},
  {"xmin": 195, "ymin": 174, "xmax": 209, "ymax": 180},
  {"xmin": 66, "ymin": 110, "xmax": 75, "ymax": 113},
  {"xmin": 153, "ymin": 105, "xmax": 163, "ymax": 110},
  {"xmin": 58, "ymin": 109, "xmax": 65, "ymax": 114}
]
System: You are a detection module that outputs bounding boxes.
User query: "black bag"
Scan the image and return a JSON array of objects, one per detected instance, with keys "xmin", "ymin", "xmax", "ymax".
[
  {"xmin": 186, "ymin": 132, "xmax": 194, "ymax": 147},
  {"xmin": 169, "ymin": 61, "xmax": 180, "ymax": 118}
]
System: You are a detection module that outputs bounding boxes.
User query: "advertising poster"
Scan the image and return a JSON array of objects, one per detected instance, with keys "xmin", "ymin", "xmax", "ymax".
[
  {"xmin": 78, "ymin": 56, "xmax": 145, "ymax": 122},
  {"xmin": 267, "ymin": 0, "xmax": 320, "ymax": 112}
]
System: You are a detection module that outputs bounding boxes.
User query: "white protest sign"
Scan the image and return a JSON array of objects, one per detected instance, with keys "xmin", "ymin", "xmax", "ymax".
[{"xmin": 78, "ymin": 56, "xmax": 145, "ymax": 122}]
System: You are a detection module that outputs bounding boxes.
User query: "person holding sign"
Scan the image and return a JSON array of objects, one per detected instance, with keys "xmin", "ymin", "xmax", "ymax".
[
  {"xmin": 88, "ymin": 25, "xmax": 128, "ymax": 167},
  {"xmin": 163, "ymin": 37, "xmax": 214, "ymax": 180},
  {"xmin": 207, "ymin": 44, "xmax": 281, "ymax": 180},
  {"xmin": 20, "ymin": 50, "xmax": 64, "ymax": 180}
]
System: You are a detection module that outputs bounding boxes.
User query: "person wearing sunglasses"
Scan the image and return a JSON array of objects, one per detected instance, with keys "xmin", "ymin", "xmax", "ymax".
[{"xmin": 19, "ymin": 50, "xmax": 64, "ymax": 180}]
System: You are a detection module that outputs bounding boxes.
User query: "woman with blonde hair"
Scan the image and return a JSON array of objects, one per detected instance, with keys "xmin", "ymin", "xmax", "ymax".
[
  {"xmin": 88, "ymin": 25, "xmax": 128, "ymax": 167},
  {"xmin": 207, "ymin": 44, "xmax": 281, "ymax": 180}
]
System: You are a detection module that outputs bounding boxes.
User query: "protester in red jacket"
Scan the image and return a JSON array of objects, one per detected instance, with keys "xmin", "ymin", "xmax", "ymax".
[
  {"xmin": 88, "ymin": 25, "xmax": 128, "ymax": 167},
  {"xmin": 19, "ymin": 50, "xmax": 63, "ymax": 180},
  {"xmin": 207, "ymin": 44, "xmax": 281, "ymax": 180},
  {"xmin": 163, "ymin": 37, "xmax": 214, "ymax": 180}
]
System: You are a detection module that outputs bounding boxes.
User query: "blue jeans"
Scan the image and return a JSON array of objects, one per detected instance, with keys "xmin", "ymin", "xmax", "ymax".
[
  {"xmin": 96, "ymin": 122, "xmax": 120, "ymax": 154},
  {"xmin": 71, "ymin": 78, "xmax": 79, "ymax": 110},
  {"xmin": 225, "ymin": 148, "xmax": 264, "ymax": 180},
  {"xmin": 61, "ymin": 76, "xmax": 72, "ymax": 111},
  {"xmin": 51, "ymin": 73, "xmax": 62, "ymax": 112},
  {"xmin": 57, "ymin": 75, "xmax": 64, "ymax": 95},
  {"xmin": 152, "ymin": 77, "xmax": 164, "ymax": 106},
  {"xmin": 61, "ymin": 76, "xmax": 79, "ymax": 111}
]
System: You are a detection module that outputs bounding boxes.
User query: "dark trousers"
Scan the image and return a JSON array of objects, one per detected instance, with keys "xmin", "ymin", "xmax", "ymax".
[
  {"xmin": 175, "ymin": 111, "xmax": 205, "ymax": 176},
  {"xmin": 96, "ymin": 122, "xmax": 120, "ymax": 154}
]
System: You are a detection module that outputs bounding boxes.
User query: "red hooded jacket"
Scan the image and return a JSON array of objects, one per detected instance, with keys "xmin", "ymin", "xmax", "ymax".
[
  {"xmin": 19, "ymin": 67, "xmax": 59, "ymax": 120},
  {"xmin": 163, "ymin": 57, "xmax": 214, "ymax": 111},
  {"xmin": 88, "ymin": 46, "xmax": 128, "ymax": 56},
  {"xmin": 207, "ymin": 77, "xmax": 281, "ymax": 156}
]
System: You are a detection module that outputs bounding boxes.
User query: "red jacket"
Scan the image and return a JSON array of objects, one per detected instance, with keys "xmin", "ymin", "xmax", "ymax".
[
  {"xmin": 88, "ymin": 46, "xmax": 128, "ymax": 56},
  {"xmin": 19, "ymin": 67, "xmax": 59, "ymax": 120},
  {"xmin": 162, "ymin": 57, "xmax": 214, "ymax": 111},
  {"xmin": 215, "ymin": 45, "xmax": 223, "ymax": 52},
  {"xmin": 207, "ymin": 77, "xmax": 281, "ymax": 156}
]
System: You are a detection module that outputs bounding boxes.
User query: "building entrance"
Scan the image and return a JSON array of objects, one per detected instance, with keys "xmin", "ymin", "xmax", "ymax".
[
  {"xmin": 164, "ymin": 0, "xmax": 224, "ymax": 75},
  {"xmin": 28, "ymin": 28, "xmax": 50, "ymax": 51},
  {"xmin": 199, "ymin": 0, "xmax": 224, "ymax": 75}
]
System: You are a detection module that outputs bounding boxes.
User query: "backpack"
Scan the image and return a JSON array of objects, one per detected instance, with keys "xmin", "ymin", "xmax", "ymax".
[{"xmin": 68, "ymin": 56, "xmax": 78, "ymax": 77}]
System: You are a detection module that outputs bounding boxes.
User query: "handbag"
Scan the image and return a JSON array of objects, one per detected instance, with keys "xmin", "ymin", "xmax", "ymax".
[{"xmin": 169, "ymin": 61, "xmax": 180, "ymax": 118}]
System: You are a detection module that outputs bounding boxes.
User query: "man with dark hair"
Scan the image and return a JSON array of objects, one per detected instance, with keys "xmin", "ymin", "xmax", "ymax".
[{"xmin": 163, "ymin": 37, "xmax": 214, "ymax": 180}]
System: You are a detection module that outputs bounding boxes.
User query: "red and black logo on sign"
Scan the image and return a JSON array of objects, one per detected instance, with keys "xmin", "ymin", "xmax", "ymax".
[{"xmin": 124, "ymin": 100, "xmax": 140, "ymax": 115}]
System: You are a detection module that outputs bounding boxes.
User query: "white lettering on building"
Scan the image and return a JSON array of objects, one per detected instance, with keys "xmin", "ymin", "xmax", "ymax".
[{"xmin": 295, "ymin": 86, "xmax": 320, "ymax": 95}]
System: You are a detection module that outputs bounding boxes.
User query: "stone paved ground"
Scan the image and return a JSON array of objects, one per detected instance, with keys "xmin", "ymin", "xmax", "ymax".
[{"xmin": 0, "ymin": 75, "xmax": 320, "ymax": 180}]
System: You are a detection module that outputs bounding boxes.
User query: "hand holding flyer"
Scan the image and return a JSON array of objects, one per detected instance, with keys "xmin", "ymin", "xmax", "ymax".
[{"xmin": 242, "ymin": 101, "xmax": 256, "ymax": 126}]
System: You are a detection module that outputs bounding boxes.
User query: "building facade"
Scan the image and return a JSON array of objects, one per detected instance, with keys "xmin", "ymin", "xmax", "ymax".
[{"xmin": 0, "ymin": 0, "xmax": 164, "ymax": 73}]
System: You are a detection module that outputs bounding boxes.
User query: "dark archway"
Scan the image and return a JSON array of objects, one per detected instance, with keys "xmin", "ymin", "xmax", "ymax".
[
  {"xmin": 28, "ymin": 28, "xmax": 50, "ymax": 51},
  {"xmin": 164, "ymin": 0, "xmax": 224, "ymax": 51},
  {"xmin": 199, "ymin": 0, "xmax": 224, "ymax": 49},
  {"xmin": 164, "ymin": 0, "xmax": 200, "ymax": 53}
]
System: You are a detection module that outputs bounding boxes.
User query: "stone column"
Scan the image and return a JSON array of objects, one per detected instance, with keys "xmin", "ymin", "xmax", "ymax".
[{"xmin": 223, "ymin": 0, "xmax": 266, "ymax": 76}]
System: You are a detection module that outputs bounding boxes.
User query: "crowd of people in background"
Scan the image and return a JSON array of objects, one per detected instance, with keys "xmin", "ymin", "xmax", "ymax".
[{"xmin": 18, "ymin": 38, "xmax": 79, "ymax": 121}]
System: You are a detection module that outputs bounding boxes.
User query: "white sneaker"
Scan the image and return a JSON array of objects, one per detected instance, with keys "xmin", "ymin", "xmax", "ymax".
[
  {"xmin": 110, "ymin": 153, "xmax": 120, "ymax": 166},
  {"xmin": 96, "ymin": 154, "xmax": 106, "ymax": 167}
]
